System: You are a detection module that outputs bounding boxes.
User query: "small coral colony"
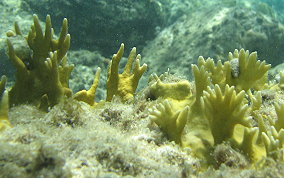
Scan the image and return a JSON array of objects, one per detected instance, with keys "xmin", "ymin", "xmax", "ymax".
[{"xmin": 1, "ymin": 14, "xmax": 284, "ymax": 168}]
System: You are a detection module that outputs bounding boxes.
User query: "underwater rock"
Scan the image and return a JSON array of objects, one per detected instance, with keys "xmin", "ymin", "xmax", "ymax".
[{"xmin": 142, "ymin": 3, "xmax": 284, "ymax": 77}]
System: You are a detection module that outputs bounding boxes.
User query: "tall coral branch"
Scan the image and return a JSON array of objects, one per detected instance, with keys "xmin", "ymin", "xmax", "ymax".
[
  {"xmin": 106, "ymin": 43, "xmax": 147, "ymax": 102},
  {"xmin": 73, "ymin": 67, "xmax": 101, "ymax": 106},
  {"xmin": 274, "ymin": 103, "xmax": 284, "ymax": 131},
  {"xmin": 192, "ymin": 64, "xmax": 210, "ymax": 100},
  {"xmin": 6, "ymin": 14, "xmax": 73, "ymax": 107}
]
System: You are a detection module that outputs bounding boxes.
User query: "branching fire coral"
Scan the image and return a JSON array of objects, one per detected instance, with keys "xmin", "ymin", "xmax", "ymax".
[
  {"xmin": 0, "ymin": 76, "xmax": 11, "ymax": 131},
  {"xmin": 149, "ymin": 100, "xmax": 189, "ymax": 144},
  {"xmin": 6, "ymin": 14, "xmax": 73, "ymax": 107},
  {"xmin": 73, "ymin": 67, "xmax": 101, "ymax": 106},
  {"xmin": 198, "ymin": 49, "xmax": 271, "ymax": 92},
  {"xmin": 261, "ymin": 126, "xmax": 284, "ymax": 160},
  {"xmin": 147, "ymin": 48, "xmax": 280, "ymax": 166},
  {"xmin": 106, "ymin": 43, "xmax": 147, "ymax": 102},
  {"xmin": 5, "ymin": 14, "xmax": 148, "ymax": 111},
  {"xmin": 3, "ymin": 12, "xmax": 284, "ymax": 172},
  {"xmin": 274, "ymin": 103, "xmax": 284, "ymax": 131},
  {"xmin": 191, "ymin": 65, "xmax": 210, "ymax": 100},
  {"xmin": 148, "ymin": 73, "xmax": 192, "ymax": 101},
  {"xmin": 258, "ymin": 103, "xmax": 284, "ymax": 160},
  {"xmin": 227, "ymin": 49, "xmax": 271, "ymax": 91},
  {"xmin": 201, "ymin": 84, "xmax": 251, "ymax": 145}
]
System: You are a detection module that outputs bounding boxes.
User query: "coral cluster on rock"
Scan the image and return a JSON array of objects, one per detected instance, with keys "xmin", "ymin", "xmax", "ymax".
[
  {"xmin": 148, "ymin": 48, "xmax": 284, "ymax": 167},
  {"xmin": 6, "ymin": 15, "xmax": 73, "ymax": 108},
  {"xmin": 2, "ymin": 11, "xmax": 284, "ymax": 177},
  {"xmin": 5, "ymin": 15, "xmax": 147, "ymax": 109}
]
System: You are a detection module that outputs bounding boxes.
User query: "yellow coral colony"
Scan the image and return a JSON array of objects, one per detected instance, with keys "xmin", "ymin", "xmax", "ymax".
[
  {"xmin": 148, "ymin": 72, "xmax": 193, "ymax": 105},
  {"xmin": 149, "ymin": 100, "xmax": 189, "ymax": 144},
  {"xmin": 6, "ymin": 14, "xmax": 73, "ymax": 107},
  {"xmin": 106, "ymin": 43, "xmax": 147, "ymax": 102},
  {"xmin": 180, "ymin": 65, "xmax": 213, "ymax": 160},
  {"xmin": 0, "ymin": 76, "xmax": 11, "ymax": 131},
  {"xmin": 6, "ymin": 15, "xmax": 148, "ymax": 108},
  {"xmin": 148, "ymin": 48, "xmax": 276, "ymax": 165},
  {"xmin": 259, "ymin": 103, "xmax": 284, "ymax": 160},
  {"xmin": 187, "ymin": 51, "xmax": 271, "ymax": 163},
  {"xmin": 227, "ymin": 49, "xmax": 270, "ymax": 91},
  {"xmin": 4, "ymin": 13, "xmax": 284, "ymax": 169},
  {"xmin": 148, "ymin": 65, "xmax": 211, "ymax": 151},
  {"xmin": 73, "ymin": 68, "xmax": 101, "ymax": 106},
  {"xmin": 201, "ymin": 84, "xmax": 251, "ymax": 145},
  {"xmin": 148, "ymin": 72, "xmax": 193, "ymax": 144},
  {"xmin": 198, "ymin": 49, "xmax": 271, "ymax": 92}
]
